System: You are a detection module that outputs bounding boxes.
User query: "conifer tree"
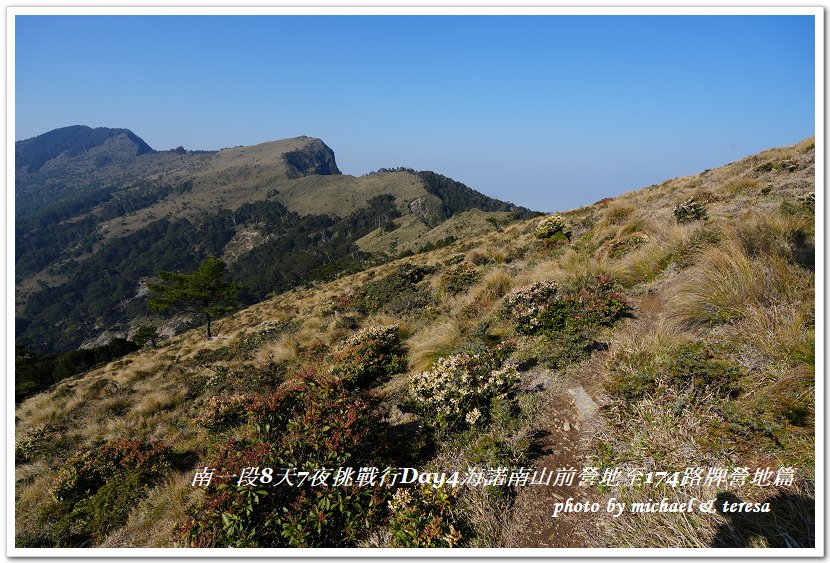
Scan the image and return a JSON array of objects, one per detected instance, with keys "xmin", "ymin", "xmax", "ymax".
[{"xmin": 148, "ymin": 256, "xmax": 239, "ymax": 338}]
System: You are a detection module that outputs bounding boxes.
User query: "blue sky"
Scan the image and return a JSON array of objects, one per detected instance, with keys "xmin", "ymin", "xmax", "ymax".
[{"xmin": 15, "ymin": 14, "xmax": 815, "ymax": 212}]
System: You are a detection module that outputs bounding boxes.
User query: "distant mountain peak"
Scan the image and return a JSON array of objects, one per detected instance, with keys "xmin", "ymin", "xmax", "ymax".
[
  {"xmin": 282, "ymin": 138, "xmax": 341, "ymax": 178},
  {"xmin": 16, "ymin": 125, "xmax": 154, "ymax": 173}
]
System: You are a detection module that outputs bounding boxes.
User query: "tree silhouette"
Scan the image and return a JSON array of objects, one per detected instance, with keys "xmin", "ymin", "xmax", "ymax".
[{"xmin": 148, "ymin": 256, "xmax": 240, "ymax": 339}]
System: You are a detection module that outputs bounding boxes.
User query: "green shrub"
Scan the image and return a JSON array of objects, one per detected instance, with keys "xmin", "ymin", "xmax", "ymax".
[
  {"xmin": 329, "ymin": 325, "xmax": 407, "ymax": 388},
  {"xmin": 20, "ymin": 439, "xmax": 175, "ymax": 546},
  {"xmin": 606, "ymin": 342, "xmax": 741, "ymax": 403},
  {"xmin": 52, "ymin": 439, "xmax": 173, "ymax": 504},
  {"xmin": 512, "ymin": 331, "xmax": 594, "ymax": 370},
  {"xmin": 440, "ymin": 263, "xmax": 480, "ymax": 295},
  {"xmin": 673, "ymin": 197, "xmax": 707, "ymax": 223},
  {"xmin": 352, "ymin": 263, "xmax": 433, "ymax": 314},
  {"xmin": 504, "ymin": 276, "xmax": 629, "ymax": 336},
  {"xmin": 16, "ymin": 424, "xmax": 54, "ymax": 464},
  {"xmin": 534, "ymin": 215, "xmax": 567, "ymax": 239},
  {"xmin": 388, "ymin": 486, "xmax": 462, "ymax": 547},
  {"xmin": 182, "ymin": 370, "xmax": 386, "ymax": 547}
]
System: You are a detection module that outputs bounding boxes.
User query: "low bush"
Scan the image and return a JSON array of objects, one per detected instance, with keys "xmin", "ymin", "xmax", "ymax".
[
  {"xmin": 53, "ymin": 439, "xmax": 173, "ymax": 504},
  {"xmin": 605, "ymin": 341, "xmax": 741, "ymax": 403},
  {"xmin": 673, "ymin": 197, "xmax": 707, "ymax": 223},
  {"xmin": 182, "ymin": 370, "xmax": 386, "ymax": 547},
  {"xmin": 440, "ymin": 263, "xmax": 480, "ymax": 295},
  {"xmin": 534, "ymin": 215, "xmax": 567, "ymax": 239},
  {"xmin": 18, "ymin": 439, "xmax": 174, "ymax": 546},
  {"xmin": 196, "ymin": 394, "xmax": 249, "ymax": 430},
  {"xmin": 352, "ymin": 263, "xmax": 434, "ymax": 315},
  {"xmin": 329, "ymin": 325, "xmax": 407, "ymax": 388},
  {"xmin": 388, "ymin": 486, "xmax": 462, "ymax": 547},
  {"xmin": 404, "ymin": 344, "xmax": 518, "ymax": 430},
  {"xmin": 504, "ymin": 276, "xmax": 629, "ymax": 336}
]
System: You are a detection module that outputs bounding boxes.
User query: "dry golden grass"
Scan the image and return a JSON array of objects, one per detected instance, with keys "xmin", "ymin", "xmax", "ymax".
[
  {"xmin": 457, "ymin": 267, "xmax": 513, "ymax": 318},
  {"xmin": 103, "ymin": 472, "xmax": 197, "ymax": 547},
  {"xmin": 609, "ymin": 235, "xmax": 679, "ymax": 288},
  {"xmin": 738, "ymin": 303, "xmax": 814, "ymax": 366},
  {"xmin": 724, "ymin": 176, "xmax": 761, "ymax": 195},
  {"xmin": 589, "ymin": 470, "xmax": 815, "ymax": 548},
  {"xmin": 405, "ymin": 319, "xmax": 465, "ymax": 373},
  {"xmin": 731, "ymin": 211, "xmax": 814, "ymax": 261},
  {"xmin": 131, "ymin": 388, "xmax": 187, "ymax": 417},
  {"xmin": 668, "ymin": 231, "xmax": 809, "ymax": 329},
  {"xmin": 668, "ymin": 241, "xmax": 760, "ymax": 327},
  {"xmin": 603, "ymin": 203, "xmax": 636, "ymax": 225}
]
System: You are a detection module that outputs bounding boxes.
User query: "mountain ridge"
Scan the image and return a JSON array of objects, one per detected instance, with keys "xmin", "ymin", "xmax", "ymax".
[
  {"xmin": 15, "ymin": 126, "xmax": 536, "ymax": 354},
  {"xmin": 16, "ymin": 125, "xmax": 155, "ymax": 174}
]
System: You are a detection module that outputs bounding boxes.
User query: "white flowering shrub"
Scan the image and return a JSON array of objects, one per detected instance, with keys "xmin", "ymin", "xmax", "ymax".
[
  {"xmin": 406, "ymin": 348, "xmax": 518, "ymax": 429},
  {"xmin": 504, "ymin": 277, "xmax": 629, "ymax": 336},
  {"xmin": 534, "ymin": 215, "xmax": 567, "ymax": 239}
]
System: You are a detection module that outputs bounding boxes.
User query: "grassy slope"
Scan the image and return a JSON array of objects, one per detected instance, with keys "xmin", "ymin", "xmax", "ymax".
[
  {"xmin": 15, "ymin": 138, "xmax": 815, "ymax": 548},
  {"xmin": 99, "ymin": 140, "xmax": 428, "ymax": 241},
  {"xmin": 356, "ymin": 209, "xmax": 517, "ymax": 256}
]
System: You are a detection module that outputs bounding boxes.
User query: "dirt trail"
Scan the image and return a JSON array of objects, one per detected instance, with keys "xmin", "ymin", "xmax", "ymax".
[
  {"xmin": 507, "ymin": 383, "xmax": 598, "ymax": 547},
  {"xmin": 508, "ymin": 292, "xmax": 666, "ymax": 548}
]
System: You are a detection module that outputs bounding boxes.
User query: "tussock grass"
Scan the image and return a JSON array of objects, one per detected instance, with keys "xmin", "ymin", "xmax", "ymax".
[
  {"xmin": 669, "ymin": 235, "xmax": 809, "ymax": 329},
  {"xmin": 103, "ymin": 472, "xmax": 196, "ymax": 547},
  {"xmin": 253, "ymin": 332, "xmax": 298, "ymax": 365},
  {"xmin": 731, "ymin": 211, "xmax": 814, "ymax": 268},
  {"xmin": 609, "ymin": 226, "xmax": 685, "ymax": 287},
  {"xmin": 724, "ymin": 177, "xmax": 761, "ymax": 195},
  {"xmin": 132, "ymin": 389, "xmax": 187, "ymax": 417},
  {"xmin": 619, "ymin": 216, "xmax": 652, "ymax": 236},
  {"xmin": 462, "ymin": 268, "xmax": 513, "ymax": 312},
  {"xmin": 603, "ymin": 203, "xmax": 636, "ymax": 225},
  {"xmin": 739, "ymin": 303, "xmax": 814, "ymax": 366},
  {"xmin": 405, "ymin": 319, "xmax": 465, "ymax": 373},
  {"xmin": 668, "ymin": 242, "xmax": 758, "ymax": 327},
  {"xmin": 595, "ymin": 479, "xmax": 814, "ymax": 548}
]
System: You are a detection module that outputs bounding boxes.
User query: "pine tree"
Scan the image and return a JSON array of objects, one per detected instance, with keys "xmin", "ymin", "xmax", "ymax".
[{"xmin": 148, "ymin": 256, "xmax": 240, "ymax": 338}]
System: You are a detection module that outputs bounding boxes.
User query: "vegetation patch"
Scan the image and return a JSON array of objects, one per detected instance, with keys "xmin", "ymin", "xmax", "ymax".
[
  {"xmin": 605, "ymin": 340, "xmax": 741, "ymax": 403},
  {"xmin": 17, "ymin": 439, "xmax": 173, "ymax": 547},
  {"xmin": 439, "ymin": 263, "xmax": 480, "ymax": 295},
  {"xmin": 329, "ymin": 325, "xmax": 407, "ymax": 388},
  {"xmin": 673, "ymin": 197, "xmax": 708, "ymax": 223},
  {"xmin": 534, "ymin": 215, "xmax": 567, "ymax": 239},
  {"xmin": 182, "ymin": 370, "xmax": 386, "ymax": 547},
  {"xmin": 504, "ymin": 276, "xmax": 629, "ymax": 336},
  {"xmin": 388, "ymin": 486, "xmax": 462, "ymax": 547},
  {"xmin": 403, "ymin": 344, "xmax": 517, "ymax": 430},
  {"xmin": 352, "ymin": 263, "xmax": 434, "ymax": 314}
]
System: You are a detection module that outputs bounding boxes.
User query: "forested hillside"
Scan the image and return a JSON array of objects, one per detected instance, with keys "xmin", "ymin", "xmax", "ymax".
[{"xmin": 16, "ymin": 127, "xmax": 533, "ymax": 354}]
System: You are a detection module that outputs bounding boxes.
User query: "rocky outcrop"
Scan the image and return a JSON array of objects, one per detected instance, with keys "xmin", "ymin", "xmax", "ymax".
[
  {"xmin": 407, "ymin": 194, "xmax": 447, "ymax": 228},
  {"xmin": 283, "ymin": 139, "xmax": 341, "ymax": 178}
]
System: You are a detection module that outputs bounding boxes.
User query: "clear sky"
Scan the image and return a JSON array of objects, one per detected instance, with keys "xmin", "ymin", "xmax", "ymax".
[{"xmin": 14, "ymin": 14, "xmax": 815, "ymax": 212}]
